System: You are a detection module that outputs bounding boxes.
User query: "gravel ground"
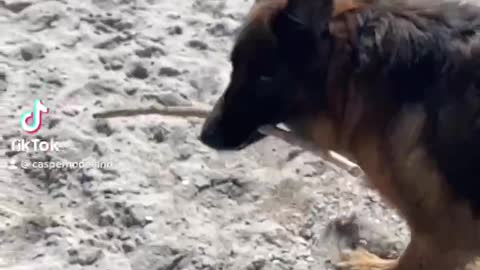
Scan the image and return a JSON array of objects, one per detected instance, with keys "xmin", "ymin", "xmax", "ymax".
[{"xmin": 0, "ymin": 0, "xmax": 408, "ymax": 269}]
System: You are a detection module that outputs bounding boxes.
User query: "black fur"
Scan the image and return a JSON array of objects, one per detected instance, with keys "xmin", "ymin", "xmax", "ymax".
[
  {"xmin": 353, "ymin": 1, "xmax": 480, "ymax": 214},
  {"xmin": 200, "ymin": 0, "xmax": 480, "ymax": 214},
  {"xmin": 200, "ymin": 3, "xmax": 332, "ymax": 150}
]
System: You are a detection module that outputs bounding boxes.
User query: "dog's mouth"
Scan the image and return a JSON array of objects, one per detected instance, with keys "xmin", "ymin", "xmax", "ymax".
[
  {"xmin": 200, "ymin": 122, "xmax": 268, "ymax": 151},
  {"xmin": 235, "ymin": 123, "xmax": 292, "ymax": 150},
  {"xmin": 235, "ymin": 129, "xmax": 267, "ymax": 150}
]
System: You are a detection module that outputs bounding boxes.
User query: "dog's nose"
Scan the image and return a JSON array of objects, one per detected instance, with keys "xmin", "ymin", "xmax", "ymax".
[{"xmin": 199, "ymin": 127, "xmax": 226, "ymax": 150}]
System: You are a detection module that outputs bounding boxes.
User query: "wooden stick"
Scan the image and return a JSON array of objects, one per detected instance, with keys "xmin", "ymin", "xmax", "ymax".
[
  {"xmin": 258, "ymin": 126, "xmax": 363, "ymax": 177},
  {"xmin": 92, "ymin": 106, "xmax": 210, "ymax": 119},
  {"xmin": 93, "ymin": 106, "xmax": 363, "ymax": 177}
]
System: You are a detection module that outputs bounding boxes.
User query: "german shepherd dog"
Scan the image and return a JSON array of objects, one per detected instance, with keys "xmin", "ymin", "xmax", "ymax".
[{"xmin": 199, "ymin": 0, "xmax": 480, "ymax": 269}]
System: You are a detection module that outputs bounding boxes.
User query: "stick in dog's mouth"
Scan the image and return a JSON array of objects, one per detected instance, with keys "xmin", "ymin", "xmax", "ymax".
[{"xmin": 93, "ymin": 105, "xmax": 363, "ymax": 177}]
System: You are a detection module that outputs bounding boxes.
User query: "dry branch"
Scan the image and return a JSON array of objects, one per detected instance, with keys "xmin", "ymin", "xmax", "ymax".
[
  {"xmin": 257, "ymin": 126, "xmax": 363, "ymax": 177},
  {"xmin": 92, "ymin": 106, "xmax": 210, "ymax": 119},
  {"xmin": 93, "ymin": 105, "xmax": 363, "ymax": 177}
]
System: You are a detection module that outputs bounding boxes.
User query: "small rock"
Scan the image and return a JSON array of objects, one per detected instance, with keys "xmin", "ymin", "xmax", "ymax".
[
  {"xmin": 122, "ymin": 204, "xmax": 152, "ymax": 227},
  {"xmin": 98, "ymin": 211, "xmax": 115, "ymax": 226},
  {"xmin": 94, "ymin": 119, "xmax": 114, "ymax": 136},
  {"xmin": 0, "ymin": 81, "xmax": 6, "ymax": 92},
  {"xmin": 101, "ymin": 17, "xmax": 132, "ymax": 31},
  {"xmin": 94, "ymin": 35, "xmax": 129, "ymax": 50},
  {"xmin": 127, "ymin": 63, "xmax": 149, "ymax": 79},
  {"xmin": 176, "ymin": 144, "xmax": 193, "ymax": 160},
  {"xmin": 110, "ymin": 59, "xmax": 124, "ymax": 70},
  {"xmin": 118, "ymin": 232, "xmax": 131, "ymax": 241},
  {"xmin": 122, "ymin": 240, "xmax": 136, "ymax": 253},
  {"xmin": 99, "ymin": 56, "xmax": 107, "ymax": 65},
  {"xmin": 145, "ymin": 216, "xmax": 153, "ymax": 223},
  {"xmin": 159, "ymin": 67, "xmax": 181, "ymax": 77},
  {"xmin": 167, "ymin": 25, "xmax": 183, "ymax": 35},
  {"xmin": 166, "ymin": 13, "xmax": 181, "ymax": 20},
  {"xmin": 124, "ymin": 87, "xmax": 138, "ymax": 96},
  {"xmin": 152, "ymin": 128, "xmax": 166, "ymax": 143},
  {"xmin": 43, "ymin": 74, "xmax": 64, "ymax": 87},
  {"xmin": 134, "ymin": 46, "xmax": 165, "ymax": 58},
  {"xmin": 142, "ymin": 91, "xmax": 190, "ymax": 106},
  {"xmin": 207, "ymin": 22, "xmax": 233, "ymax": 37},
  {"xmin": 48, "ymin": 118, "xmax": 61, "ymax": 129},
  {"xmin": 46, "ymin": 235, "xmax": 61, "ymax": 246},
  {"xmin": 2, "ymin": 1, "xmax": 33, "ymax": 13},
  {"xmin": 85, "ymin": 79, "xmax": 121, "ymax": 96},
  {"xmin": 246, "ymin": 259, "xmax": 267, "ymax": 270},
  {"xmin": 19, "ymin": 1, "xmax": 64, "ymax": 31},
  {"xmin": 299, "ymin": 227, "xmax": 313, "ymax": 240},
  {"xmin": 142, "ymin": 126, "xmax": 168, "ymax": 143},
  {"xmin": 187, "ymin": 40, "xmax": 208, "ymax": 50},
  {"xmin": 20, "ymin": 43, "xmax": 44, "ymax": 61},
  {"xmin": 105, "ymin": 227, "xmax": 119, "ymax": 239},
  {"xmin": 61, "ymin": 107, "xmax": 80, "ymax": 117},
  {"xmin": 68, "ymin": 247, "xmax": 103, "ymax": 266},
  {"xmin": 130, "ymin": 245, "xmax": 188, "ymax": 270}
]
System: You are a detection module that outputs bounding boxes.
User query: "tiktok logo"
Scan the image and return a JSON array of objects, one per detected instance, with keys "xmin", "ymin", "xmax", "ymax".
[{"xmin": 20, "ymin": 99, "xmax": 49, "ymax": 134}]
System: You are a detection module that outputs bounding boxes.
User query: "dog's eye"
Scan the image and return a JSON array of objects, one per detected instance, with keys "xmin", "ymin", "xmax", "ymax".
[{"xmin": 259, "ymin": 75, "xmax": 273, "ymax": 82}]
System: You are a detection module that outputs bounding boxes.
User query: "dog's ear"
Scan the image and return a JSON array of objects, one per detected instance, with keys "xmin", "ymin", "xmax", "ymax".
[
  {"xmin": 247, "ymin": 0, "xmax": 369, "ymax": 64},
  {"xmin": 248, "ymin": 0, "xmax": 332, "ymax": 37},
  {"xmin": 333, "ymin": 0, "xmax": 374, "ymax": 16},
  {"xmin": 272, "ymin": 11, "xmax": 311, "ymax": 44},
  {"xmin": 267, "ymin": 0, "xmax": 372, "ymax": 34},
  {"xmin": 271, "ymin": 10, "xmax": 316, "ymax": 65},
  {"xmin": 267, "ymin": 0, "xmax": 334, "ymax": 67},
  {"xmin": 273, "ymin": 0, "xmax": 332, "ymax": 39}
]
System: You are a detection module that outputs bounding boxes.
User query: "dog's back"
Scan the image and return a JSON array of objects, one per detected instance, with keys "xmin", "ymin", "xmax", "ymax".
[{"xmin": 338, "ymin": 0, "xmax": 480, "ymax": 215}]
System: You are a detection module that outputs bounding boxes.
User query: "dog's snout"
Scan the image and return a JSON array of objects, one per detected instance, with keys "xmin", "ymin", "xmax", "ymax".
[
  {"xmin": 199, "ymin": 96, "xmax": 230, "ymax": 149},
  {"xmin": 199, "ymin": 125, "xmax": 226, "ymax": 149}
]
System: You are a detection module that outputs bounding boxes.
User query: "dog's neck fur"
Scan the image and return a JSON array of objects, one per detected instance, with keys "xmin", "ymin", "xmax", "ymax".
[{"xmin": 283, "ymin": 11, "xmax": 363, "ymax": 155}]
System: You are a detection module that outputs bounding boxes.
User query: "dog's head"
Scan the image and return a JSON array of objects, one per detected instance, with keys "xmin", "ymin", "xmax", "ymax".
[{"xmin": 200, "ymin": 0, "xmax": 362, "ymax": 150}]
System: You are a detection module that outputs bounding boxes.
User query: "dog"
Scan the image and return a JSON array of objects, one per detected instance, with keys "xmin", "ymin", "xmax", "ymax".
[{"xmin": 199, "ymin": 0, "xmax": 480, "ymax": 269}]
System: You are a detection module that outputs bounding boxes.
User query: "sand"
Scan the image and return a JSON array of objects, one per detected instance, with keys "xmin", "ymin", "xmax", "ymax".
[{"xmin": 0, "ymin": 0, "xmax": 408, "ymax": 269}]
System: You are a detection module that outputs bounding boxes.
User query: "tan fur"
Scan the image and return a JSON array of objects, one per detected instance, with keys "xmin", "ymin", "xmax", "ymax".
[
  {"xmin": 337, "ymin": 248, "xmax": 397, "ymax": 270},
  {"xmin": 248, "ymin": 0, "xmax": 288, "ymax": 25},
  {"xmin": 285, "ymin": 11, "xmax": 480, "ymax": 270},
  {"xmin": 333, "ymin": 0, "xmax": 374, "ymax": 16},
  {"xmin": 249, "ymin": 0, "xmax": 373, "ymax": 25},
  {"xmin": 297, "ymin": 72, "xmax": 480, "ymax": 270}
]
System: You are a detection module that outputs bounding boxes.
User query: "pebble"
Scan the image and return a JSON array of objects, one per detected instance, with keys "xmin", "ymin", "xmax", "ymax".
[
  {"xmin": 98, "ymin": 211, "xmax": 115, "ymax": 226},
  {"xmin": 158, "ymin": 66, "xmax": 181, "ymax": 77},
  {"xmin": 94, "ymin": 119, "xmax": 115, "ymax": 136},
  {"xmin": 3, "ymin": 1, "xmax": 32, "ymax": 13},
  {"xmin": 122, "ymin": 204, "xmax": 152, "ymax": 227},
  {"xmin": 134, "ymin": 46, "xmax": 165, "ymax": 58},
  {"xmin": 122, "ymin": 240, "xmax": 136, "ymax": 253},
  {"xmin": 68, "ymin": 248, "xmax": 103, "ymax": 266},
  {"xmin": 20, "ymin": 43, "xmax": 45, "ymax": 61},
  {"xmin": 127, "ymin": 63, "xmax": 149, "ymax": 79},
  {"xmin": 142, "ymin": 91, "xmax": 190, "ymax": 106},
  {"xmin": 167, "ymin": 25, "xmax": 183, "ymax": 35},
  {"xmin": 187, "ymin": 40, "xmax": 208, "ymax": 50}
]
